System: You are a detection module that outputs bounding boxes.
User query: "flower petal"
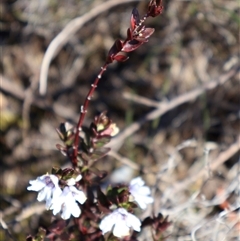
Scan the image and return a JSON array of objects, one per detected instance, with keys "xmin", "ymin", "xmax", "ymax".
[
  {"xmin": 99, "ymin": 213, "xmax": 115, "ymax": 234},
  {"xmin": 129, "ymin": 177, "xmax": 153, "ymax": 209},
  {"xmin": 130, "ymin": 176, "xmax": 144, "ymax": 186},
  {"xmin": 113, "ymin": 219, "xmax": 130, "ymax": 238},
  {"xmin": 61, "ymin": 204, "xmax": 72, "ymax": 220},
  {"xmin": 37, "ymin": 186, "xmax": 50, "ymax": 202},
  {"xmin": 99, "ymin": 208, "xmax": 141, "ymax": 238},
  {"xmin": 70, "ymin": 202, "xmax": 81, "ymax": 218},
  {"xmin": 69, "ymin": 186, "xmax": 87, "ymax": 204},
  {"xmin": 50, "ymin": 186, "xmax": 85, "ymax": 219},
  {"xmin": 126, "ymin": 212, "xmax": 141, "ymax": 232},
  {"xmin": 27, "ymin": 179, "xmax": 45, "ymax": 191}
]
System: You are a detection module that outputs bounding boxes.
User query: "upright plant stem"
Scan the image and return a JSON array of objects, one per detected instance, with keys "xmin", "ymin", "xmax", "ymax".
[{"xmin": 72, "ymin": 63, "xmax": 109, "ymax": 166}]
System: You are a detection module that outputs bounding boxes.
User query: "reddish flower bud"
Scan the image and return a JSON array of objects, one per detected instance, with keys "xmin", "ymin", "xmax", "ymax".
[{"xmin": 148, "ymin": 0, "xmax": 164, "ymax": 17}]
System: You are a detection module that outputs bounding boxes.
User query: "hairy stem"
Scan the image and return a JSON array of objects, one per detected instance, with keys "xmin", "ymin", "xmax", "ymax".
[{"xmin": 72, "ymin": 63, "xmax": 109, "ymax": 166}]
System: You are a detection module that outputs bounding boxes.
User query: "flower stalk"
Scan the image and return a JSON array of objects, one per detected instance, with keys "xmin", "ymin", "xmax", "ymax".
[
  {"xmin": 71, "ymin": 0, "xmax": 163, "ymax": 167},
  {"xmin": 26, "ymin": 1, "xmax": 170, "ymax": 240}
]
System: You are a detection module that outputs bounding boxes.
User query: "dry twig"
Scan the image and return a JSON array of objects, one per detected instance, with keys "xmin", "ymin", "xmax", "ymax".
[
  {"xmin": 109, "ymin": 65, "xmax": 239, "ymax": 151},
  {"xmin": 163, "ymin": 136, "xmax": 240, "ymax": 201}
]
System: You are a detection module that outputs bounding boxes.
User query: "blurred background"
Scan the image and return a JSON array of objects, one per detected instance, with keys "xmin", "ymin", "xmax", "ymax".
[{"xmin": 1, "ymin": 0, "xmax": 239, "ymax": 240}]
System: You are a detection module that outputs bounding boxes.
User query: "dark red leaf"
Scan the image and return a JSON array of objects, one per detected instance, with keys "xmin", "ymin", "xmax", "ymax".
[
  {"xmin": 127, "ymin": 28, "xmax": 133, "ymax": 40},
  {"xmin": 114, "ymin": 52, "xmax": 129, "ymax": 62},
  {"xmin": 141, "ymin": 27, "xmax": 155, "ymax": 38},
  {"xmin": 59, "ymin": 232, "xmax": 71, "ymax": 241},
  {"xmin": 107, "ymin": 39, "xmax": 123, "ymax": 63},
  {"xmin": 48, "ymin": 220, "xmax": 66, "ymax": 235},
  {"xmin": 122, "ymin": 39, "xmax": 144, "ymax": 52},
  {"xmin": 115, "ymin": 39, "xmax": 124, "ymax": 50},
  {"xmin": 135, "ymin": 27, "xmax": 155, "ymax": 42},
  {"xmin": 106, "ymin": 55, "xmax": 114, "ymax": 64},
  {"xmin": 130, "ymin": 8, "xmax": 140, "ymax": 30}
]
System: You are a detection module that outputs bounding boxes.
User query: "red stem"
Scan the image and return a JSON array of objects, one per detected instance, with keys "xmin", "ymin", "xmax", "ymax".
[
  {"xmin": 72, "ymin": 63, "xmax": 109, "ymax": 167},
  {"xmin": 71, "ymin": 10, "xmax": 152, "ymax": 167}
]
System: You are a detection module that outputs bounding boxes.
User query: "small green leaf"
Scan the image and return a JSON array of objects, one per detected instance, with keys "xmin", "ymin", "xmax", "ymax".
[{"xmin": 94, "ymin": 136, "xmax": 111, "ymax": 148}]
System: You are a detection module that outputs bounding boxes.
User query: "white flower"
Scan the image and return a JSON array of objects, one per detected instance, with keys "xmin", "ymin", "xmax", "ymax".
[
  {"xmin": 66, "ymin": 174, "xmax": 82, "ymax": 186},
  {"xmin": 50, "ymin": 186, "xmax": 87, "ymax": 220},
  {"xmin": 27, "ymin": 174, "xmax": 62, "ymax": 208},
  {"xmin": 99, "ymin": 208, "xmax": 141, "ymax": 238},
  {"xmin": 129, "ymin": 177, "xmax": 153, "ymax": 209}
]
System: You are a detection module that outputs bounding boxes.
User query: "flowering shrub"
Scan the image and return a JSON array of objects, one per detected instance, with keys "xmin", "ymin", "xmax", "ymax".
[{"xmin": 26, "ymin": 1, "xmax": 171, "ymax": 240}]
